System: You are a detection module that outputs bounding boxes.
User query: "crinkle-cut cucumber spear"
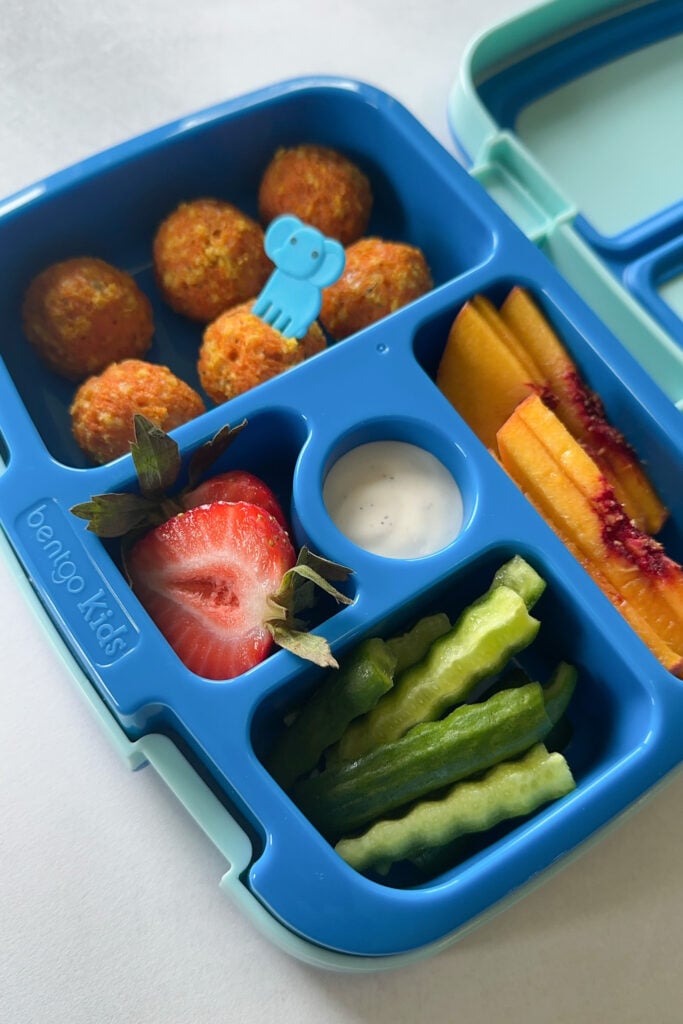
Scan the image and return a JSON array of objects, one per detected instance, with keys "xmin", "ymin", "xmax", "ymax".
[
  {"xmin": 335, "ymin": 742, "xmax": 575, "ymax": 874},
  {"xmin": 386, "ymin": 612, "xmax": 451, "ymax": 675},
  {"xmin": 265, "ymin": 637, "xmax": 396, "ymax": 791},
  {"xmin": 294, "ymin": 681, "xmax": 553, "ymax": 839},
  {"xmin": 489, "ymin": 553, "xmax": 546, "ymax": 609},
  {"xmin": 335, "ymin": 559, "xmax": 544, "ymax": 763}
]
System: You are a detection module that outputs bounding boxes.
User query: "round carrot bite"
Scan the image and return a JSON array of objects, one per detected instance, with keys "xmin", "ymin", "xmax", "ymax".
[
  {"xmin": 21, "ymin": 256, "xmax": 154, "ymax": 381},
  {"xmin": 297, "ymin": 320, "xmax": 327, "ymax": 360},
  {"xmin": 153, "ymin": 198, "xmax": 272, "ymax": 322},
  {"xmin": 70, "ymin": 358, "xmax": 205, "ymax": 464},
  {"xmin": 258, "ymin": 144, "xmax": 372, "ymax": 246},
  {"xmin": 320, "ymin": 237, "xmax": 433, "ymax": 340},
  {"xmin": 197, "ymin": 301, "xmax": 325, "ymax": 404}
]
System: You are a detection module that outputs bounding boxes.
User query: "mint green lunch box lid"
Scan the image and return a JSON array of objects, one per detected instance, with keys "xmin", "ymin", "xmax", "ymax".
[{"xmin": 448, "ymin": 0, "xmax": 683, "ymax": 410}]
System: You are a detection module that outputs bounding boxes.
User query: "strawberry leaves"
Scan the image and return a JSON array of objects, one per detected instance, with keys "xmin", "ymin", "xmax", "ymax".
[
  {"xmin": 185, "ymin": 420, "xmax": 247, "ymax": 491},
  {"xmin": 130, "ymin": 414, "xmax": 182, "ymax": 498},
  {"xmin": 70, "ymin": 491, "xmax": 167, "ymax": 538},
  {"xmin": 271, "ymin": 547, "xmax": 353, "ymax": 622},
  {"xmin": 266, "ymin": 547, "xmax": 353, "ymax": 668},
  {"xmin": 70, "ymin": 415, "xmax": 248, "ymax": 539},
  {"xmin": 267, "ymin": 622, "xmax": 340, "ymax": 669}
]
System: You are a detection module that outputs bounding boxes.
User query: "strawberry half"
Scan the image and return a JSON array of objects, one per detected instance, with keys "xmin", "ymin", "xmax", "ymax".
[
  {"xmin": 72, "ymin": 414, "xmax": 354, "ymax": 675},
  {"xmin": 126, "ymin": 501, "xmax": 296, "ymax": 679},
  {"xmin": 183, "ymin": 470, "xmax": 289, "ymax": 531}
]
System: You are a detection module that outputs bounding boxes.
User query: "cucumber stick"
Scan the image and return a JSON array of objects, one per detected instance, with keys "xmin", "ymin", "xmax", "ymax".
[
  {"xmin": 293, "ymin": 681, "xmax": 553, "ymax": 838},
  {"xmin": 386, "ymin": 612, "xmax": 451, "ymax": 674},
  {"xmin": 336, "ymin": 584, "xmax": 540, "ymax": 763},
  {"xmin": 489, "ymin": 555, "xmax": 546, "ymax": 610},
  {"xmin": 543, "ymin": 661, "xmax": 577, "ymax": 726},
  {"xmin": 265, "ymin": 637, "xmax": 396, "ymax": 790},
  {"xmin": 335, "ymin": 743, "xmax": 575, "ymax": 873}
]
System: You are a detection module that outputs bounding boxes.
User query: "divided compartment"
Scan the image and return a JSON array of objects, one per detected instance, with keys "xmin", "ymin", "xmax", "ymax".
[
  {"xmin": 249, "ymin": 541, "xmax": 668, "ymax": 957},
  {"xmin": 415, "ymin": 277, "xmax": 683, "ymax": 532},
  {"xmin": 0, "ymin": 76, "xmax": 498, "ymax": 470},
  {"xmin": 1, "ymin": 400, "xmax": 362, "ymax": 737},
  {"xmin": 293, "ymin": 411, "xmax": 476, "ymax": 567},
  {"xmin": 625, "ymin": 236, "xmax": 683, "ymax": 345}
]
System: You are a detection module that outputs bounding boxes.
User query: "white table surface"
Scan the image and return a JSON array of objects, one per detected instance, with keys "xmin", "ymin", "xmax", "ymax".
[{"xmin": 2, "ymin": 2, "xmax": 683, "ymax": 1021}]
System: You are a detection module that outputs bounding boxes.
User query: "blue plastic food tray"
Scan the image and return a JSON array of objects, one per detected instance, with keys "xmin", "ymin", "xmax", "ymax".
[{"xmin": 0, "ymin": 50, "xmax": 682, "ymax": 967}]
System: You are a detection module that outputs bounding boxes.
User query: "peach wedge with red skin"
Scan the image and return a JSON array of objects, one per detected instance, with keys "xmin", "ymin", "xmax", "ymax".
[
  {"xmin": 496, "ymin": 394, "xmax": 683, "ymax": 675},
  {"xmin": 436, "ymin": 300, "xmax": 538, "ymax": 452},
  {"xmin": 470, "ymin": 293, "xmax": 546, "ymax": 387},
  {"xmin": 436, "ymin": 287, "xmax": 668, "ymax": 535},
  {"xmin": 500, "ymin": 287, "xmax": 667, "ymax": 534}
]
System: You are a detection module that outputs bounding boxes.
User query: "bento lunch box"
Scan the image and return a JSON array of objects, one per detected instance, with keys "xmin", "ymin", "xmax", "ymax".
[{"xmin": 1, "ymin": 0, "xmax": 683, "ymax": 969}]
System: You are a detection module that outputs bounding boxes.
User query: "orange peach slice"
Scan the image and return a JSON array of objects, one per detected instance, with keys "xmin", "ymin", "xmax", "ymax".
[
  {"xmin": 499, "ymin": 288, "xmax": 576, "ymax": 410},
  {"xmin": 436, "ymin": 301, "xmax": 537, "ymax": 451},
  {"xmin": 471, "ymin": 294, "xmax": 546, "ymax": 387},
  {"xmin": 500, "ymin": 286, "xmax": 667, "ymax": 534},
  {"xmin": 497, "ymin": 395, "xmax": 683, "ymax": 667},
  {"xmin": 540, "ymin": 527, "xmax": 683, "ymax": 676}
]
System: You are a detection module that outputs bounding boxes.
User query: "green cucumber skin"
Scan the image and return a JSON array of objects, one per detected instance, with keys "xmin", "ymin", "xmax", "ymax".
[
  {"xmin": 490, "ymin": 555, "xmax": 546, "ymax": 610},
  {"xmin": 265, "ymin": 637, "xmax": 396, "ymax": 790},
  {"xmin": 335, "ymin": 742, "xmax": 576, "ymax": 873},
  {"xmin": 543, "ymin": 661, "xmax": 578, "ymax": 727},
  {"xmin": 386, "ymin": 613, "xmax": 451, "ymax": 675},
  {"xmin": 294, "ymin": 682, "xmax": 553, "ymax": 839},
  {"xmin": 336, "ymin": 585, "xmax": 540, "ymax": 763}
]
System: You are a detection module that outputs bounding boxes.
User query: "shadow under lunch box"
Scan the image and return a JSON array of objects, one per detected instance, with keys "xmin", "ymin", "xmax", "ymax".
[{"xmin": 1, "ymin": 0, "xmax": 683, "ymax": 969}]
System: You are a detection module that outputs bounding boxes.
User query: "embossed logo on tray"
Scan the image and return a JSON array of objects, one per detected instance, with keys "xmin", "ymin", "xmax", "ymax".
[{"xmin": 17, "ymin": 499, "xmax": 138, "ymax": 665}]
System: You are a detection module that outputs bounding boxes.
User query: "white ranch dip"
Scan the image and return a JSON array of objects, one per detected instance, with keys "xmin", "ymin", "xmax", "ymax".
[{"xmin": 323, "ymin": 440, "xmax": 463, "ymax": 559}]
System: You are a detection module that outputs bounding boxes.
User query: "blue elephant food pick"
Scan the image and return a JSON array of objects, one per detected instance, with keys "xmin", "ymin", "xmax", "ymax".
[{"xmin": 252, "ymin": 215, "xmax": 345, "ymax": 339}]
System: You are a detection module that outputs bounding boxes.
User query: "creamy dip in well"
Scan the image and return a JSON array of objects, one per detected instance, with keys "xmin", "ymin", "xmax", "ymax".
[{"xmin": 323, "ymin": 440, "xmax": 463, "ymax": 559}]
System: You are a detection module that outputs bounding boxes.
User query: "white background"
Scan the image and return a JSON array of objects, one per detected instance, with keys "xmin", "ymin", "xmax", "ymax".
[{"xmin": 2, "ymin": 1, "xmax": 683, "ymax": 1021}]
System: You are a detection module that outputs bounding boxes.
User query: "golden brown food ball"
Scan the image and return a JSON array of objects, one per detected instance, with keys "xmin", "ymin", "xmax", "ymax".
[
  {"xmin": 70, "ymin": 359, "xmax": 205, "ymax": 464},
  {"xmin": 258, "ymin": 144, "xmax": 372, "ymax": 246},
  {"xmin": 197, "ymin": 300, "xmax": 325, "ymax": 404},
  {"xmin": 153, "ymin": 198, "xmax": 272, "ymax": 322},
  {"xmin": 320, "ymin": 237, "xmax": 433, "ymax": 340},
  {"xmin": 297, "ymin": 320, "xmax": 327, "ymax": 361},
  {"xmin": 22, "ymin": 256, "xmax": 154, "ymax": 381}
]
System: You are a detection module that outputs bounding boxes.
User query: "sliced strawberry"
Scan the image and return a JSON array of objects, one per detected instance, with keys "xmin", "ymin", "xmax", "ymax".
[
  {"xmin": 72, "ymin": 415, "xmax": 353, "ymax": 674},
  {"xmin": 126, "ymin": 501, "xmax": 296, "ymax": 679},
  {"xmin": 183, "ymin": 469, "xmax": 289, "ymax": 531}
]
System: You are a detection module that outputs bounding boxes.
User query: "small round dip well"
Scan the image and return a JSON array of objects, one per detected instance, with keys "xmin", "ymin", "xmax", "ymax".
[{"xmin": 323, "ymin": 439, "xmax": 463, "ymax": 559}]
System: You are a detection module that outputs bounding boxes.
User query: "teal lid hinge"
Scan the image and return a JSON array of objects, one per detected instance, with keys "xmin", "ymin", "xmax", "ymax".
[{"xmin": 471, "ymin": 130, "xmax": 577, "ymax": 244}]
